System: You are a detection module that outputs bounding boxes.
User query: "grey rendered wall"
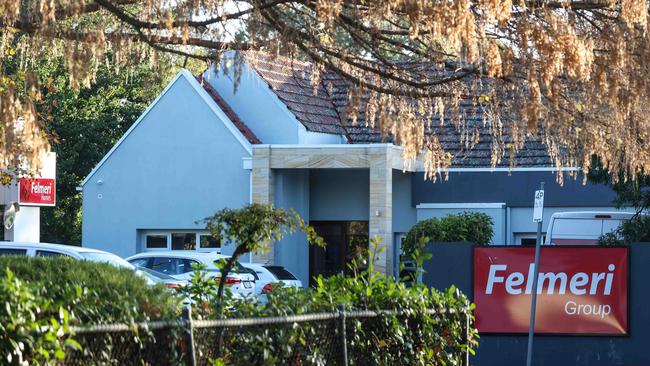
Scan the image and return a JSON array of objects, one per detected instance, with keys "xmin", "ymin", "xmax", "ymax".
[
  {"xmin": 82, "ymin": 74, "xmax": 251, "ymax": 258},
  {"xmin": 273, "ymin": 169, "xmax": 310, "ymax": 285},
  {"xmin": 205, "ymin": 55, "xmax": 301, "ymax": 144},
  {"xmin": 411, "ymin": 171, "xmax": 627, "ymax": 245},
  {"xmin": 423, "ymin": 242, "xmax": 650, "ymax": 366},
  {"xmin": 393, "ymin": 171, "xmax": 417, "ymax": 234},
  {"xmin": 412, "ymin": 171, "xmax": 617, "ymax": 207},
  {"xmin": 309, "ymin": 169, "xmax": 369, "ymax": 221}
]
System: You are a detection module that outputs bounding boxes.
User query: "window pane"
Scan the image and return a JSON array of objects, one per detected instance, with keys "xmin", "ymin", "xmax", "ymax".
[
  {"xmin": 521, "ymin": 238, "xmax": 537, "ymax": 246},
  {"xmin": 146, "ymin": 235, "xmax": 167, "ymax": 249},
  {"xmin": 200, "ymin": 235, "xmax": 220, "ymax": 249},
  {"xmin": 520, "ymin": 236, "xmax": 546, "ymax": 246},
  {"xmin": 0, "ymin": 248, "xmax": 26, "ymax": 255},
  {"xmin": 172, "ymin": 233, "xmax": 196, "ymax": 250},
  {"xmin": 36, "ymin": 250, "xmax": 66, "ymax": 257}
]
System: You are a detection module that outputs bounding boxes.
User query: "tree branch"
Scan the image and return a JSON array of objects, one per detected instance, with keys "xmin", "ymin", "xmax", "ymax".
[{"xmin": 93, "ymin": 0, "xmax": 296, "ymax": 30}]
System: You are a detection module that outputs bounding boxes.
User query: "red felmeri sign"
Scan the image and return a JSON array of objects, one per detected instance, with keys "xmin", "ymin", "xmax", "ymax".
[
  {"xmin": 474, "ymin": 247, "xmax": 628, "ymax": 335},
  {"xmin": 19, "ymin": 178, "xmax": 56, "ymax": 206}
]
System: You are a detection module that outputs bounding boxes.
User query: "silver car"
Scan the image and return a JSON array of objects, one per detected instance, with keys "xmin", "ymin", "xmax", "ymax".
[{"xmin": 126, "ymin": 251, "xmax": 256, "ymax": 298}]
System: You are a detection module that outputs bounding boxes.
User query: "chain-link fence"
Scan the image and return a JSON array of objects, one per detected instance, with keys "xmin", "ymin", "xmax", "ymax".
[{"xmin": 65, "ymin": 307, "xmax": 471, "ymax": 366}]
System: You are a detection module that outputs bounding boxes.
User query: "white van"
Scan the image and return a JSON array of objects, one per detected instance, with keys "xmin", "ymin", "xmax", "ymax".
[{"xmin": 543, "ymin": 211, "xmax": 635, "ymax": 245}]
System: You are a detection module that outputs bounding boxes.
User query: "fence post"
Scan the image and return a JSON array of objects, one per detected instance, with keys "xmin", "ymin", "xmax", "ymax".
[
  {"xmin": 337, "ymin": 304, "xmax": 349, "ymax": 366},
  {"xmin": 183, "ymin": 306, "xmax": 197, "ymax": 366}
]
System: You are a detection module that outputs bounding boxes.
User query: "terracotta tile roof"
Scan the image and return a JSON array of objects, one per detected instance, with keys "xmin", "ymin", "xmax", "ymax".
[
  {"xmin": 243, "ymin": 53, "xmax": 351, "ymax": 139},
  {"xmin": 195, "ymin": 75, "xmax": 262, "ymax": 144},
  {"xmin": 244, "ymin": 52, "xmax": 553, "ymax": 168}
]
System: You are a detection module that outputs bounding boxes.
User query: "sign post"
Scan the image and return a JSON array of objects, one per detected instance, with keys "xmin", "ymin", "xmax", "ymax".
[{"xmin": 526, "ymin": 182, "xmax": 544, "ymax": 366}]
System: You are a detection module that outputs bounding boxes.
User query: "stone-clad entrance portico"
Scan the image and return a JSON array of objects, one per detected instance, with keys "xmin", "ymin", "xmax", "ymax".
[{"xmin": 251, "ymin": 144, "xmax": 410, "ymax": 277}]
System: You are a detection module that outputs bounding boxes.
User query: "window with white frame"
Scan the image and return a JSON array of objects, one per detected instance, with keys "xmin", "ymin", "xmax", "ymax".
[
  {"xmin": 143, "ymin": 231, "xmax": 221, "ymax": 252},
  {"xmin": 514, "ymin": 233, "xmax": 547, "ymax": 246}
]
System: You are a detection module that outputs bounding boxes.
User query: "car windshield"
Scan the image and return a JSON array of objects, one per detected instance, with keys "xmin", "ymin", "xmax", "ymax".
[{"xmin": 80, "ymin": 252, "xmax": 134, "ymax": 269}]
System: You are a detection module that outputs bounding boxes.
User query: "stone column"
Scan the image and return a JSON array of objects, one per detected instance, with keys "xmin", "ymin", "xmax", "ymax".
[
  {"xmin": 369, "ymin": 147, "xmax": 393, "ymax": 277},
  {"xmin": 251, "ymin": 146, "xmax": 275, "ymax": 264}
]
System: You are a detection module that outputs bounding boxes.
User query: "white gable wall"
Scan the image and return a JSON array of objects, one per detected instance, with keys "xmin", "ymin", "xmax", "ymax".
[
  {"xmin": 299, "ymin": 128, "xmax": 347, "ymax": 144},
  {"xmin": 82, "ymin": 73, "xmax": 251, "ymax": 257},
  {"xmin": 204, "ymin": 52, "xmax": 346, "ymax": 145}
]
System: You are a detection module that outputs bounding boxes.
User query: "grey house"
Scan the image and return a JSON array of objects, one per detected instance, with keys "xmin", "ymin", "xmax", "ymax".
[{"xmin": 81, "ymin": 52, "xmax": 625, "ymax": 286}]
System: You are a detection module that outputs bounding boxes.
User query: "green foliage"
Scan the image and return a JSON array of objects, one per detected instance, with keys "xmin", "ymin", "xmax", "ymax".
[
  {"xmin": 202, "ymin": 203, "xmax": 323, "ymax": 304},
  {"xmin": 0, "ymin": 256, "xmax": 181, "ymax": 324},
  {"xmin": 0, "ymin": 256, "xmax": 183, "ymax": 365},
  {"xmin": 189, "ymin": 239, "xmax": 477, "ymax": 365},
  {"xmin": 599, "ymin": 215, "xmax": 650, "ymax": 245},
  {"xmin": 588, "ymin": 159, "xmax": 650, "ymax": 245},
  {"xmin": 588, "ymin": 160, "xmax": 650, "ymax": 211},
  {"xmin": 0, "ymin": 269, "xmax": 80, "ymax": 366},
  {"xmin": 402, "ymin": 212, "xmax": 494, "ymax": 259},
  {"xmin": 204, "ymin": 203, "xmax": 324, "ymax": 255}
]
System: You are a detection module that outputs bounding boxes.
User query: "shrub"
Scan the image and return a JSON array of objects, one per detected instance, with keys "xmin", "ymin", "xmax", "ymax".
[
  {"xmin": 0, "ymin": 256, "xmax": 182, "ymax": 365},
  {"xmin": 0, "ymin": 268, "xmax": 79, "ymax": 366},
  {"xmin": 599, "ymin": 214, "xmax": 650, "ymax": 245},
  {"xmin": 402, "ymin": 212, "xmax": 494, "ymax": 259},
  {"xmin": 189, "ymin": 241, "xmax": 477, "ymax": 366},
  {"xmin": 0, "ymin": 256, "xmax": 180, "ymax": 324}
]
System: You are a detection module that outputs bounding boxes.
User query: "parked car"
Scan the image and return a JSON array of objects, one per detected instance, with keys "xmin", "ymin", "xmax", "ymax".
[
  {"xmin": 125, "ymin": 251, "xmax": 256, "ymax": 298},
  {"xmin": 0, "ymin": 241, "xmax": 157, "ymax": 285},
  {"xmin": 0, "ymin": 242, "xmax": 134, "ymax": 267},
  {"xmin": 241, "ymin": 263, "xmax": 302, "ymax": 301},
  {"xmin": 544, "ymin": 211, "xmax": 637, "ymax": 245}
]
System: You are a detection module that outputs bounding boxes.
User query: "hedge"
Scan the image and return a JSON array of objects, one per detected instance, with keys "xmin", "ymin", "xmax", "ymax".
[
  {"xmin": 401, "ymin": 212, "xmax": 494, "ymax": 260},
  {"xmin": 0, "ymin": 256, "xmax": 181, "ymax": 365},
  {"xmin": 181, "ymin": 244, "xmax": 478, "ymax": 366},
  {"xmin": 0, "ymin": 252, "xmax": 476, "ymax": 365}
]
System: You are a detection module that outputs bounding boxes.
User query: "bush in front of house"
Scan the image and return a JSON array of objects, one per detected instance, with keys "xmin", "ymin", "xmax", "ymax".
[
  {"xmin": 0, "ymin": 256, "xmax": 182, "ymax": 365},
  {"xmin": 0, "ymin": 268, "xmax": 79, "ymax": 365},
  {"xmin": 0, "ymin": 256, "xmax": 181, "ymax": 323},
  {"xmin": 402, "ymin": 212, "xmax": 494, "ymax": 260},
  {"xmin": 187, "ymin": 241, "xmax": 477, "ymax": 366}
]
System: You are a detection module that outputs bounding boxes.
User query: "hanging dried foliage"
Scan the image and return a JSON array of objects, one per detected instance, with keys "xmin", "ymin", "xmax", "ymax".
[{"xmin": 1, "ymin": 0, "xmax": 649, "ymax": 181}]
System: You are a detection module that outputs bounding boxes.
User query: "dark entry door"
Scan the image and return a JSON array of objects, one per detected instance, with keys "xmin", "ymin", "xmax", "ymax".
[{"xmin": 309, "ymin": 221, "xmax": 368, "ymax": 285}]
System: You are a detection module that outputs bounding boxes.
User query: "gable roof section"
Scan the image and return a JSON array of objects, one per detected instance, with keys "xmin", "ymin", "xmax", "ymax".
[
  {"xmin": 244, "ymin": 52, "xmax": 349, "ymax": 137},
  {"xmin": 245, "ymin": 52, "xmax": 552, "ymax": 168},
  {"xmin": 81, "ymin": 69, "xmax": 255, "ymax": 187},
  {"xmin": 195, "ymin": 75, "xmax": 261, "ymax": 144}
]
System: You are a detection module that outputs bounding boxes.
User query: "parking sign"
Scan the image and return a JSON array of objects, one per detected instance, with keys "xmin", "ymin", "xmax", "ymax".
[{"xmin": 533, "ymin": 190, "xmax": 544, "ymax": 222}]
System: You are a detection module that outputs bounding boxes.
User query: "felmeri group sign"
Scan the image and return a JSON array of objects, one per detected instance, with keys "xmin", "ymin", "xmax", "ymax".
[
  {"xmin": 19, "ymin": 178, "xmax": 56, "ymax": 206},
  {"xmin": 474, "ymin": 247, "xmax": 628, "ymax": 335}
]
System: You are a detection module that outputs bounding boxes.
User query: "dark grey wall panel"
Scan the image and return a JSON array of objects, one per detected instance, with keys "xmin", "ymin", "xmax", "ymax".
[
  {"xmin": 423, "ymin": 243, "xmax": 650, "ymax": 366},
  {"xmin": 412, "ymin": 171, "xmax": 617, "ymax": 207}
]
